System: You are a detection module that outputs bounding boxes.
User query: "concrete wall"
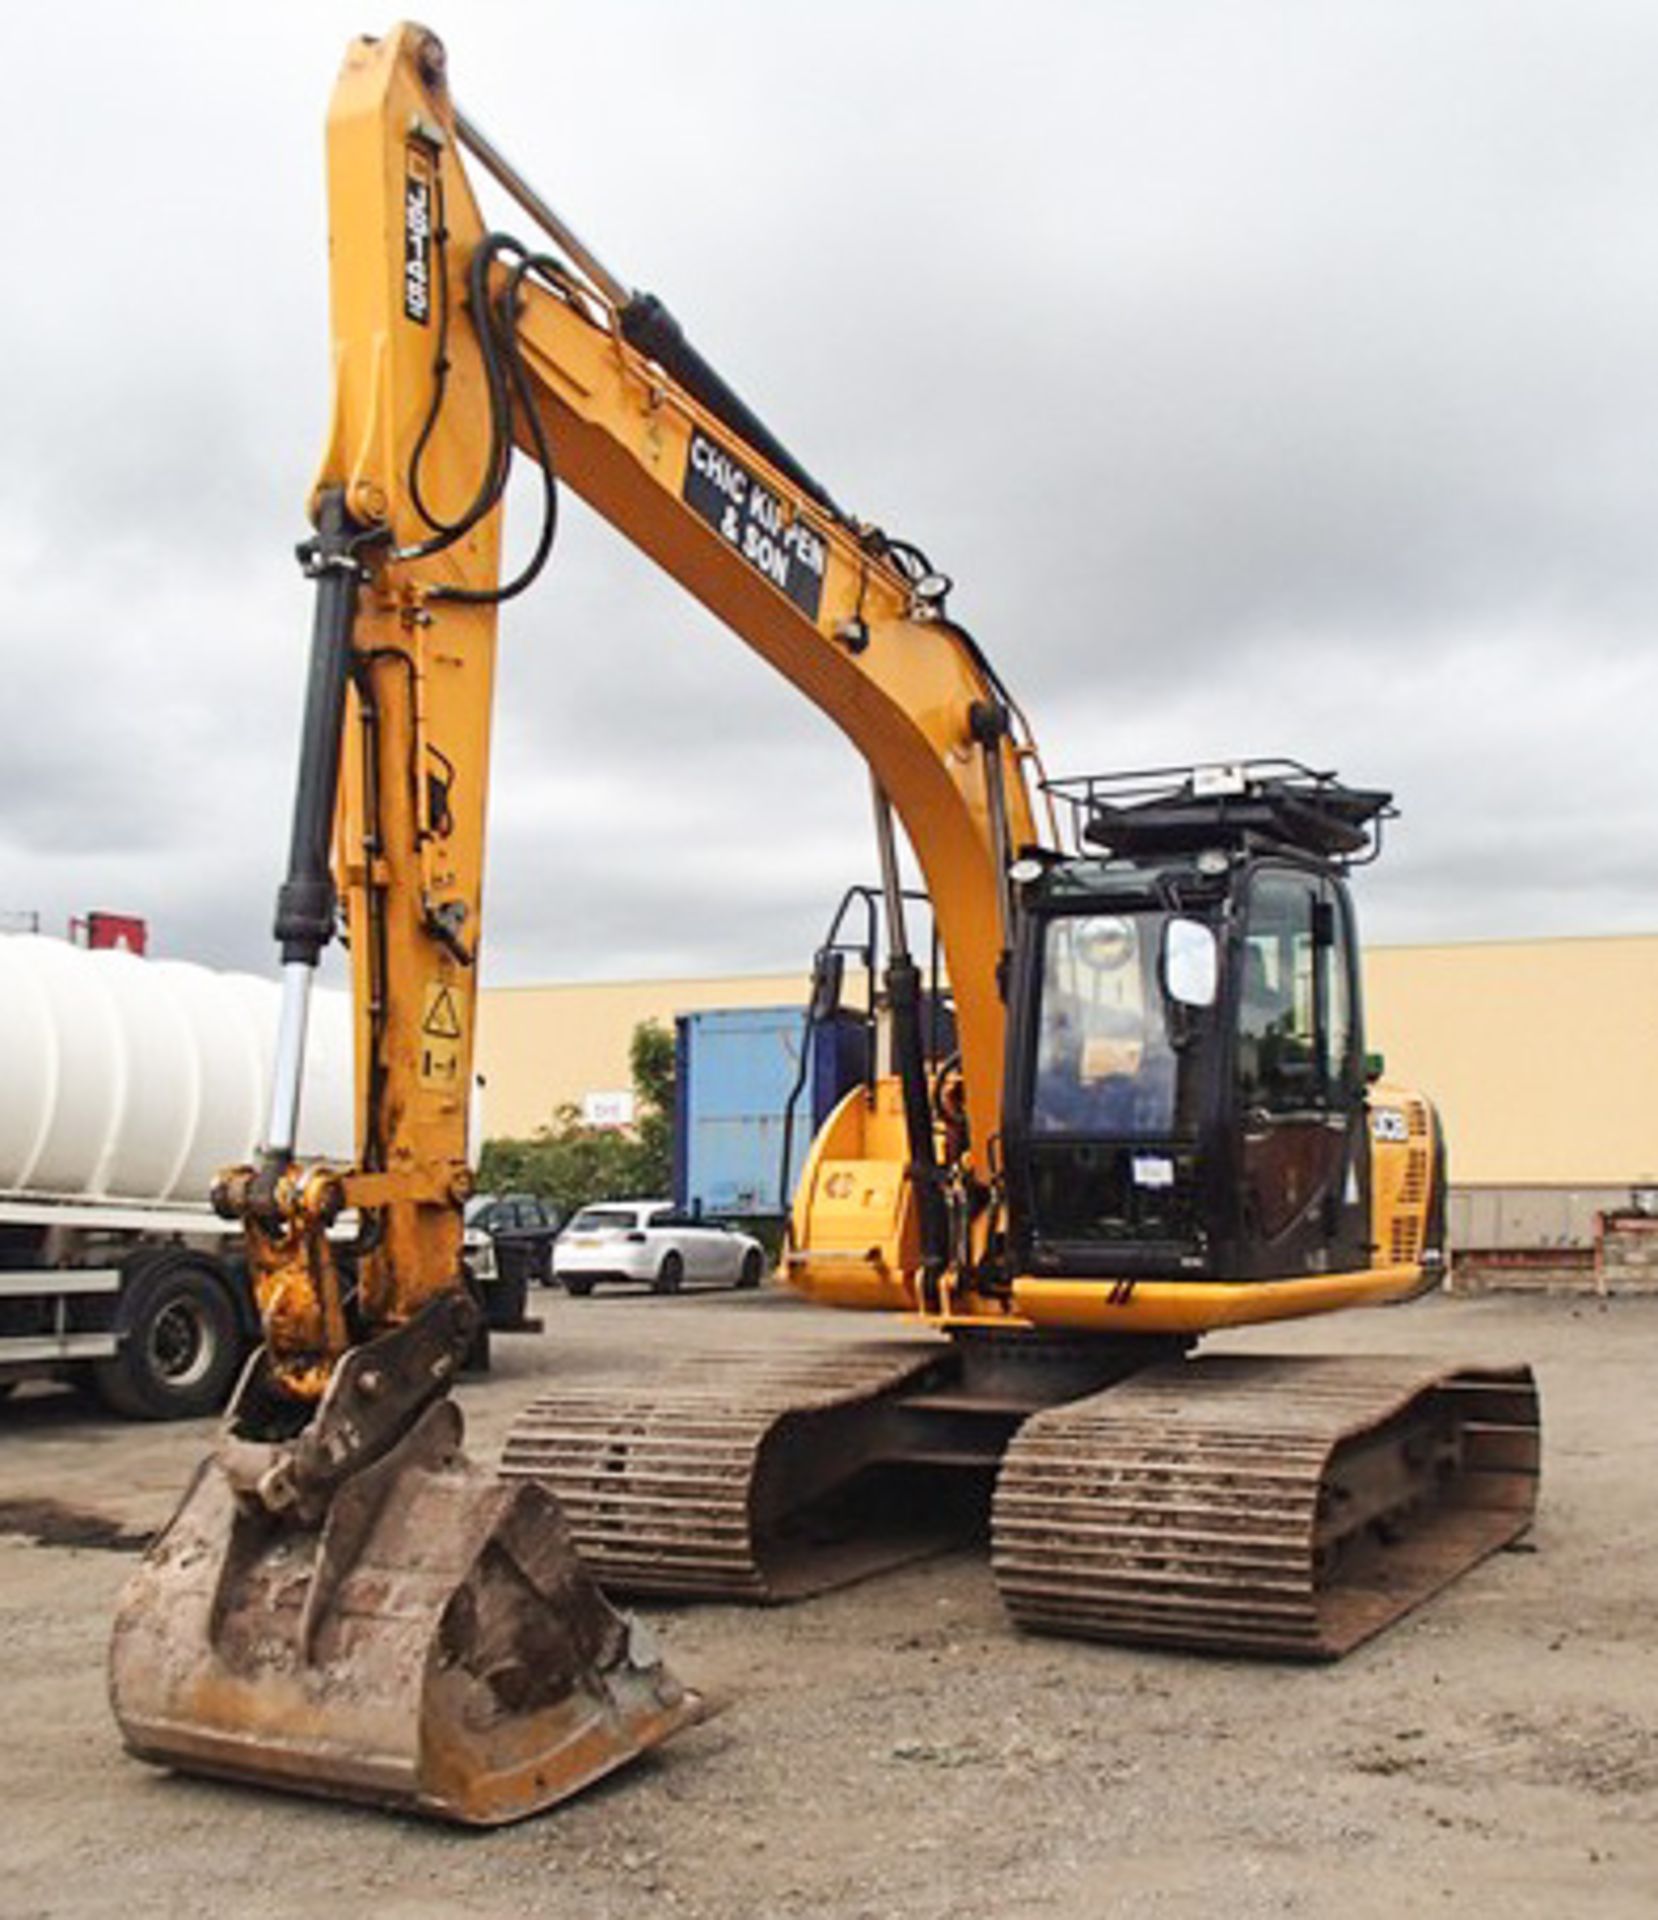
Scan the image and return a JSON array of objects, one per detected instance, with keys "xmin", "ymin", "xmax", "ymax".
[{"xmin": 1447, "ymin": 1185, "xmax": 1627, "ymax": 1251}]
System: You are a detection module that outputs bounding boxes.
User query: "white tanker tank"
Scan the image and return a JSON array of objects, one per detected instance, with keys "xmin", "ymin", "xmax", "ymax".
[
  {"xmin": 0, "ymin": 935, "xmax": 352, "ymax": 1207},
  {"xmin": 0, "ymin": 936, "xmax": 354, "ymax": 1419}
]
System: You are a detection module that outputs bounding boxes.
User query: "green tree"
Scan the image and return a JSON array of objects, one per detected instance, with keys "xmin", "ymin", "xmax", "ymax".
[
  {"xmin": 629, "ymin": 1018, "xmax": 676, "ymax": 1199},
  {"xmin": 478, "ymin": 1018, "xmax": 676, "ymax": 1217}
]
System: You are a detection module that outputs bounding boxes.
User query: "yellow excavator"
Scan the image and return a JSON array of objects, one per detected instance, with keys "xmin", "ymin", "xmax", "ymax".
[{"xmin": 110, "ymin": 24, "xmax": 1539, "ymax": 1825}]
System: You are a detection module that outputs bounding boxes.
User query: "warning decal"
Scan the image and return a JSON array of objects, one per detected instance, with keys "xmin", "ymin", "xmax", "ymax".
[
  {"xmin": 681, "ymin": 428, "xmax": 828, "ymax": 621},
  {"xmin": 419, "ymin": 978, "xmax": 464, "ymax": 1089}
]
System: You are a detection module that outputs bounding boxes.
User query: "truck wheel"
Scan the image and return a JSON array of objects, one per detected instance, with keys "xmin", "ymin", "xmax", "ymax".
[
  {"xmin": 653, "ymin": 1251, "xmax": 684, "ymax": 1295},
  {"xmin": 93, "ymin": 1253, "xmax": 243, "ymax": 1421},
  {"xmin": 737, "ymin": 1248, "xmax": 764, "ymax": 1290},
  {"xmin": 565, "ymin": 1276, "xmax": 594, "ymax": 1297}
]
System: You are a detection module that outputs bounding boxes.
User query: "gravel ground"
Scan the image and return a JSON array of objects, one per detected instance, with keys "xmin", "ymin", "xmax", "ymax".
[{"xmin": 1, "ymin": 1288, "xmax": 1653, "ymax": 1919}]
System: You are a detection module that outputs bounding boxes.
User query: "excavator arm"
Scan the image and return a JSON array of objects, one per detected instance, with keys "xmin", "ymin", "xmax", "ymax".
[{"xmin": 235, "ymin": 21, "xmax": 1044, "ymax": 1406}]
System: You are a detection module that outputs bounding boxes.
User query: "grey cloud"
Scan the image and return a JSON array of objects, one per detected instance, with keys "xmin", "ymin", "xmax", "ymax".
[{"xmin": 4, "ymin": 1, "xmax": 1657, "ymax": 984}]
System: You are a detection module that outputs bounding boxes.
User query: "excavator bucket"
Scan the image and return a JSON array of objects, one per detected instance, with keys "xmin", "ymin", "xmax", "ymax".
[{"xmin": 109, "ymin": 1399, "xmax": 697, "ymax": 1824}]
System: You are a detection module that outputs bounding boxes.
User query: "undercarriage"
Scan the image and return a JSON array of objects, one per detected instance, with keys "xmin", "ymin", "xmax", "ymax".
[{"xmin": 501, "ymin": 1332, "xmax": 1540, "ymax": 1658}]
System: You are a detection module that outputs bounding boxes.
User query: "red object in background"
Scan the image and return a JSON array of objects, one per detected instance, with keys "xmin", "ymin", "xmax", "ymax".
[{"xmin": 81, "ymin": 912, "xmax": 148, "ymax": 955}]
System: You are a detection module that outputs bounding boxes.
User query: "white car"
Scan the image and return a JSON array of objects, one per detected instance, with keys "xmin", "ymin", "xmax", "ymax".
[{"xmin": 554, "ymin": 1200, "xmax": 767, "ymax": 1296}]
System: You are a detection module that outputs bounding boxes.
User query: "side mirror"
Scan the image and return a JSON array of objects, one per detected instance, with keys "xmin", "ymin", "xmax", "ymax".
[{"xmin": 1163, "ymin": 917, "xmax": 1218, "ymax": 1009}]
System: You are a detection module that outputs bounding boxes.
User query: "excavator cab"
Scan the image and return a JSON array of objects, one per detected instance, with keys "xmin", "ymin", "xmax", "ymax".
[{"xmin": 1004, "ymin": 762, "xmax": 1396, "ymax": 1289}]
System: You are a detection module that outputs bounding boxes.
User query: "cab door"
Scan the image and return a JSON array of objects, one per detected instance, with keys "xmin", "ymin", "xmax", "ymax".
[{"xmin": 1231, "ymin": 865, "xmax": 1368, "ymax": 1276}]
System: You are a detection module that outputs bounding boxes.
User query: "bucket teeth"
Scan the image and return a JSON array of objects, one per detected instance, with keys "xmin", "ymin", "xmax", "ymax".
[{"xmin": 109, "ymin": 1403, "xmax": 697, "ymax": 1825}]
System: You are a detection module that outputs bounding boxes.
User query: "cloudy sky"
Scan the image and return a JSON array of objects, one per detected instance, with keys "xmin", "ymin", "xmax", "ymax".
[{"xmin": 5, "ymin": 2, "xmax": 1657, "ymax": 987}]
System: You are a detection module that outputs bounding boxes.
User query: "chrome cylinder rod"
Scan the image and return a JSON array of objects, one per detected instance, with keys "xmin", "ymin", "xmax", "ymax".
[
  {"xmin": 265, "ymin": 960, "xmax": 314, "ymax": 1157},
  {"xmin": 454, "ymin": 107, "xmax": 631, "ymax": 309},
  {"xmin": 870, "ymin": 774, "xmax": 911, "ymax": 963},
  {"xmin": 979, "ymin": 727, "xmax": 1014, "ymax": 954}
]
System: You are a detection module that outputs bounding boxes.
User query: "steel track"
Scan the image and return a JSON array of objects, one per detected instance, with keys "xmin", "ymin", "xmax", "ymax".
[
  {"xmin": 501, "ymin": 1342, "xmax": 954, "ymax": 1599},
  {"xmin": 992, "ymin": 1354, "xmax": 1540, "ymax": 1658}
]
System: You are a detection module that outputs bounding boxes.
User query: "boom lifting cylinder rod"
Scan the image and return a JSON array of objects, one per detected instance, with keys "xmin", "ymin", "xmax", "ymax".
[
  {"xmin": 969, "ymin": 698, "xmax": 1017, "ymax": 983},
  {"xmin": 871, "ymin": 777, "xmax": 949, "ymax": 1280}
]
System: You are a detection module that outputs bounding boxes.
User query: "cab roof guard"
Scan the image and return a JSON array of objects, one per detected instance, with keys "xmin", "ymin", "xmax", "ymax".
[{"xmin": 1043, "ymin": 759, "xmax": 1396, "ymax": 867}]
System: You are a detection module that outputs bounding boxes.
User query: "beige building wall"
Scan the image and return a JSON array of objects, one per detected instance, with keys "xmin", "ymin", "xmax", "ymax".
[
  {"xmin": 478, "ymin": 934, "xmax": 1658, "ymax": 1190},
  {"xmin": 478, "ymin": 971, "xmax": 807, "ymax": 1138},
  {"xmin": 1362, "ymin": 934, "xmax": 1658, "ymax": 1186}
]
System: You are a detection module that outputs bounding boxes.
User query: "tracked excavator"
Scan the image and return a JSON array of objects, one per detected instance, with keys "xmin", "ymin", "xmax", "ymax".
[{"xmin": 110, "ymin": 24, "xmax": 1540, "ymax": 1825}]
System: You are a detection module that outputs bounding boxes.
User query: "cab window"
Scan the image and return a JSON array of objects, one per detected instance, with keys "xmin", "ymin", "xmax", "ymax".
[
  {"xmin": 1236, "ymin": 871, "xmax": 1319, "ymax": 1111},
  {"xmin": 1031, "ymin": 911, "xmax": 1181, "ymax": 1138},
  {"xmin": 1236, "ymin": 870, "xmax": 1356, "ymax": 1109}
]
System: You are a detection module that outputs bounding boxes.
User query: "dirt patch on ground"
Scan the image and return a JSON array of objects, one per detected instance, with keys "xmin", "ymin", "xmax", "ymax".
[
  {"xmin": 0, "ymin": 1496, "xmax": 151, "ymax": 1553},
  {"xmin": 1350, "ymin": 1704, "xmax": 1658, "ymax": 1797}
]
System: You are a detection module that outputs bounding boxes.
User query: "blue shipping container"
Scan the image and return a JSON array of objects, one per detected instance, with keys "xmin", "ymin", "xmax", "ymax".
[{"xmin": 674, "ymin": 1006, "xmax": 870, "ymax": 1219}]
